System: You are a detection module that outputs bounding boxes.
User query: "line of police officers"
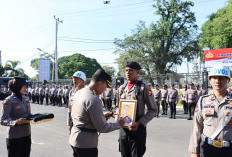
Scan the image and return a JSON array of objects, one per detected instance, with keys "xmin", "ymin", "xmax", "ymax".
[{"xmin": 28, "ymin": 84, "xmax": 71, "ymax": 106}]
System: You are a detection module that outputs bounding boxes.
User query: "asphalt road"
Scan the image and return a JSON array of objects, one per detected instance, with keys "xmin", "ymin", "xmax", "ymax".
[{"xmin": 0, "ymin": 101, "xmax": 192, "ymax": 157}]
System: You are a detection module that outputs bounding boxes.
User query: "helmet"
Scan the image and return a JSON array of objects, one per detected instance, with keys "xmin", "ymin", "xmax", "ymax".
[
  {"xmin": 208, "ymin": 65, "xmax": 231, "ymax": 80},
  {"xmin": 72, "ymin": 71, "xmax": 86, "ymax": 81}
]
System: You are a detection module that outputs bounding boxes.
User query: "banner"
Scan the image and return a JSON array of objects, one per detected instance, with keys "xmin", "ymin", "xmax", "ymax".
[
  {"xmin": 38, "ymin": 59, "xmax": 50, "ymax": 81},
  {"xmin": 205, "ymin": 48, "xmax": 232, "ymax": 67}
]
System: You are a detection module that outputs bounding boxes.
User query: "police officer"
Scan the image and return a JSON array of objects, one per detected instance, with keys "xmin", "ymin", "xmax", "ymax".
[
  {"xmin": 200, "ymin": 84, "xmax": 208, "ymax": 96},
  {"xmin": 153, "ymin": 84, "xmax": 161, "ymax": 117},
  {"xmin": 67, "ymin": 71, "xmax": 86, "ymax": 132},
  {"xmin": 189, "ymin": 65, "xmax": 232, "ymax": 157},
  {"xmin": 50, "ymin": 84, "xmax": 56, "ymax": 105},
  {"xmin": 161, "ymin": 84, "xmax": 168, "ymax": 115},
  {"xmin": 1, "ymin": 77, "xmax": 31, "ymax": 157},
  {"xmin": 35, "ymin": 84, "xmax": 40, "ymax": 104},
  {"xmin": 104, "ymin": 87, "xmax": 114, "ymax": 111},
  {"xmin": 39, "ymin": 84, "xmax": 45, "ymax": 105},
  {"xmin": 166, "ymin": 84, "xmax": 179, "ymax": 119},
  {"xmin": 118, "ymin": 61, "xmax": 157, "ymax": 157},
  {"xmin": 45, "ymin": 84, "xmax": 50, "ymax": 105},
  {"xmin": 69, "ymin": 69, "xmax": 126, "ymax": 157},
  {"xmin": 187, "ymin": 83, "xmax": 198, "ymax": 120},
  {"xmin": 181, "ymin": 86, "xmax": 188, "ymax": 114},
  {"xmin": 57, "ymin": 85, "xmax": 63, "ymax": 107},
  {"xmin": 31, "ymin": 85, "xmax": 36, "ymax": 103}
]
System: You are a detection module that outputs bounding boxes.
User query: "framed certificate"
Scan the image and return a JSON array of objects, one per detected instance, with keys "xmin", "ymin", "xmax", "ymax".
[{"xmin": 116, "ymin": 99, "xmax": 137, "ymax": 127}]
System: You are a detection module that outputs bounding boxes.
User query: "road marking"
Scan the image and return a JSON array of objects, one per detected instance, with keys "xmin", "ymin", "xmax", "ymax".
[{"xmin": 32, "ymin": 139, "xmax": 44, "ymax": 145}]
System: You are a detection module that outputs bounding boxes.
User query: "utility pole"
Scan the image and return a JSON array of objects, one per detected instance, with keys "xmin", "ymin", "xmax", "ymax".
[{"xmin": 54, "ymin": 15, "xmax": 63, "ymax": 83}]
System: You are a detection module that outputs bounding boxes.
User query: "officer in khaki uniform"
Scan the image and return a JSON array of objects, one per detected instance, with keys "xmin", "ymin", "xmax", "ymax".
[
  {"xmin": 67, "ymin": 71, "xmax": 86, "ymax": 132},
  {"xmin": 189, "ymin": 65, "xmax": 232, "ymax": 157},
  {"xmin": 69, "ymin": 69, "xmax": 126, "ymax": 157},
  {"xmin": 166, "ymin": 84, "xmax": 179, "ymax": 119},
  {"xmin": 1, "ymin": 77, "xmax": 31, "ymax": 157},
  {"xmin": 118, "ymin": 61, "xmax": 157, "ymax": 157},
  {"xmin": 104, "ymin": 88, "xmax": 114, "ymax": 111},
  {"xmin": 153, "ymin": 84, "xmax": 161, "ymax": 117},
  {"xmin": 186, "ymin": 83, "xmax": 198, "ymax": 120},
  {"xmin": 161, "ymin": 84, "xmax": 168, "ymax": 115},
  {"xmin": 181, "ymin": 86, "xmax": 188, "ymax": 114}
]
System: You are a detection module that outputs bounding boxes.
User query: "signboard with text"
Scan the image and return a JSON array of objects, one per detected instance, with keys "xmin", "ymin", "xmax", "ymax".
[
  {"xmin": 205, "ymin": 48, "xmax": 232, "ymax": 68},
  {"xmin": 38, "ymin": 59, "xmax": 50, "ymax": 81}
]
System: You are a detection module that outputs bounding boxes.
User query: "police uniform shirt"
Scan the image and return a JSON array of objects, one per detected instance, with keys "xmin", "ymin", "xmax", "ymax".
[
  {"xmin": 153, "ymin": 89, "xmax": 161, "ymax": 102},
  {"xmin": 118, "ymin": 82, "xmax": 157, "ymax": 126},
  {"xmin": 186, "ymin": 89, "xmax": 198, "ymax": 103},
  {"xmin": 1, "ymin": 94, "xmax": 31, "ymax": 139},
  {"xmin": 161, "ymin": 89, "xmax": 168, "ymax": 101},
  {"xmin": 35, "ymin": 86, "xmax": 40, "ymax": 94},
  {"xmin": 58, "ymin": 88, "xmax": 63, "ymax": 96},
  {"xmin": 31, "ymin": 88, "xmax": 35, "ymax": 95},
  {"xmin": 201, "ymin": 89, "xmax": 208, "ymax": 96},
  {"xmin": 166, "ymin": 89, "xmax": 179, "ymax": 103},
  {"xmin": 104, "ymin": 88, "xmax": 114, "ymax": 100},
  {"xmin": 181, "ymin": 90, "xmax": 187, "ymax": 101},
  {"xmin": 189, "ymin": 93, "xmax": 232, "ymax": 154},
  {"xmin": 45, "ymin": 87, "xmax": 49, "ymax": 94},
  {"xmin": 67, "ymin": 88, "xmax": 78, "ymax": 126},
  {"xmin": 69, "ymin": 86, "xmax": 121, "ymax": 148},
  {"xmin": 39, "ymin": 87, "xmax": 44, "ymax": 95}
]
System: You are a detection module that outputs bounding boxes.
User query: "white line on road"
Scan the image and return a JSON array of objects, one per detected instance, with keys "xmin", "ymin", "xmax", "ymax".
[{"xmin": 32, "ymin": 139, "xmax": 44, "ymax": 145}]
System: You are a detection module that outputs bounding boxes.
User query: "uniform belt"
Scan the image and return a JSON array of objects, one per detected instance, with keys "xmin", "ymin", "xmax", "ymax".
[
  {"xmin": 201, "ymin": 134, "xmax": 231, "ymax": 148},
  {"xmin": 155, "ymin": 97, "xmax": 159, "ymax": 99},
  {"xmin": 75, "ymin": 126, "xmax": 97, "ymax": 133},
  {"xmin": 188, "ymin": 98, "xmax": 195, "ymax": 100},
  {"xmin": 162, "ymin": 97, "xmax": 166, "ymax": 98},
  {"xmin": 171, "ymin": 97, "xmax": 176, "ymax": 99}
]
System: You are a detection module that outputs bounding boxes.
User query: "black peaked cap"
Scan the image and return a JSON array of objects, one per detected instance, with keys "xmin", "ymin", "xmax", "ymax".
[
  {"xmin": 126, "ymin": 61, "xmax": 141, "ymax": 70},
  {"xmin": 93, "ymin": 69, "xmax": 112, "ymax": 88}
]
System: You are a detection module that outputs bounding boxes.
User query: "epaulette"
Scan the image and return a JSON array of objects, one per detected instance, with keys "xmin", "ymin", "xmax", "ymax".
[{"xmin": 197, "ymin": 94, "xmax": 212, "ymax": 117}]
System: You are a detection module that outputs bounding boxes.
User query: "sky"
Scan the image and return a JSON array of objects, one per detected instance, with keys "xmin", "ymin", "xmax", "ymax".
[{"xmin": 0, "ymin": 0, "xmax": 229, "ymax": 78}]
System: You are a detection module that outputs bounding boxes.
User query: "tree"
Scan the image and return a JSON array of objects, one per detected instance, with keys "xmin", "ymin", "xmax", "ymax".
[
  {"xmin": 102, "ymin": 65, "xmax": 116, "ymax": 76},
  {"xmin": 0, "ymin": 65, "xmax": 5, "ymax": 76},
  {"xmin": 200, "ymin": 0, "xmax": 232, "ymax": 49},
  {"xmin": 114, "ymin": 0, "xmax": 200, "ymax": 86},
  {"xmin": 58, "ymin": 53, "xmax": 102, "ymax": 79}
]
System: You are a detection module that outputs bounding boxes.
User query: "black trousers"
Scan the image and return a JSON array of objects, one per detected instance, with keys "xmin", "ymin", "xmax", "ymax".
[
  {"xmin": 156, "ymin": 101, "xmax": 160, "ymax": 116},
  {"xmin": 201, "ymin": 142, "xmax": 232, "ymax": 157},
  {"xmin": 28, "ymin": 93, "xmax": 32, "ymax": 101},
  {"xmin": 169, "ymin": 102, "xmax": 176, "ymax": 117},
  {"xmin": 39, "ymin": 94, "xmax": 44, "ymax": 104},
  {"xmin": 119, "ymin": 125, "xmax": 146, "ymax": 157},
  {"xmin": 36, "ymin": 94, "xmax": 39, "ymax": 104},
  {"xmin": 188, "ymin": 102, "xmax": 196, "ymax": 118},
  {"xmin": 45, "ymin": 94, "xmax": 49, "ymax": 105},
  {"xmin": 71, "ymin": 146, "xmax": 98, "ymax": 157},
  {"xmin": 182, "ymin": 100, "xmax": 188, "ymax": 113},
  {"xmin": 6, "ymin": 135, "xmax": 31, "ymax": 157},
  {"xmin": 105, "ymin": 99, "xmax": 112, "ymax": 111},
  {"xmin": 161, "ymin": 100, "xmax": 167, "ymax": 114}
]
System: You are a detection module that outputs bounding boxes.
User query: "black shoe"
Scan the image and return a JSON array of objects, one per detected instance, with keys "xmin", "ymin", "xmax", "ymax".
[
  {"xmin": 169, "ymin": 117, "xmax": 173, "ymax": 119},
  {"xmin": 165, "ymin": 113, "xmax": 167, "ymax": 115},
  {"xmin": 187, "ymin": 117, "xmax": 193, "ymax": 120},
  {"xmin": 162, "ymin": 113, "xmax": 165, "ymax": 115}
]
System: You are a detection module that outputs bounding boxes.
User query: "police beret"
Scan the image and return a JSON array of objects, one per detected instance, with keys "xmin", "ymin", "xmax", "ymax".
[
  {"xmin": 126, "ymin": 61, "xmax": 141, "ymax": 70},
  {"xmin": 92, "ymin": 69, "xmax": 112, "ymax": 88},
  {"xmin": 8, "ymin": 77, "xmax": 28, "ymax": 93}
]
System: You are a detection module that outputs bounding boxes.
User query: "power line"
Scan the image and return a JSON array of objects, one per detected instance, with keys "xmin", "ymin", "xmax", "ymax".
[
  {"xmin": 60, "ymin": 36, "xmax": 114, "ymax": 42},
  {"xmin": 59, "ymin": 48, "xmax": 116, "ymax": 53},
  {"xmin": 59, "ymin": 1, "xmax": 154, "ymax": 16},
  {"xmin": 59, "ymin": 39, "xmax": 114, "ymax": 44}
]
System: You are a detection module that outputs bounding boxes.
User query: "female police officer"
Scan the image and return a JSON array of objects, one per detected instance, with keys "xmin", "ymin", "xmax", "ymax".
[
  {"xmin": 189, "ymin": 65, "xmax": 232, "ymax": 157},
  {"xmin": 1, "ymin": 77, "xmax": 31, "ymax": 157}
]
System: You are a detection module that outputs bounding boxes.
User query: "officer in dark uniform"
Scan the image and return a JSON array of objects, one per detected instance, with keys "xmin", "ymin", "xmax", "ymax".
[
  {"xmin": 1, "ymin": 77, "xmax": 31, "ymax": 157},
  {"xmin": 118, "ymin": 61, "xmax": 157, "ymax": 157}
]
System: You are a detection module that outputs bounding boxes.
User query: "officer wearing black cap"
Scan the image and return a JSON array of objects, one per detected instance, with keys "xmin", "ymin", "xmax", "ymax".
[
  {"xmin": 69, "ymin": 69, "xmax": 126, "ymax": 157},
  {"xmin": 1, "ymin": 77, "xmax": 32, "ymax": 157},
  {"xmin": 117, "ymin": 61, "xmax": 157, "ymax": 157}
]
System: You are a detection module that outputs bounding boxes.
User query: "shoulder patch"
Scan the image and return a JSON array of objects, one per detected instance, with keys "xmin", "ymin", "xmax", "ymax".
[
  {"xmin": 195, "ymin": 103, "xmax": 198, "ymax": 112},
  {"xmin": 146, "ymin": 87, "xmax": 152, "ymax": 96},
  {"xmin": 3, "ymin": 102, "xmax": 8, "ymax": 109}
]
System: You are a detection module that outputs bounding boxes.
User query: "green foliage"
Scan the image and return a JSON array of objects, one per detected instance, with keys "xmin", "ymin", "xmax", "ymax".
[
  {"xmin": 102, "ymin": 65, "xmax": 116, "ymax": 76},
  {"xmin": 114, "ymin": 0, "xmax": 200, "ymax": 85},
  {"xmin": 200, "ymin": 0, "xmax": 232, "ymax": 49},
  {"xmin": 3, "ymin": 60, "xmax": 29, "ymax": 78},
  {"xmin": 0, "ymin": 65, "xmax": 5, "ymax": 76},
  {"xmin": 58, "ymin": 53, "xmax": 102, "ymax": 79}
]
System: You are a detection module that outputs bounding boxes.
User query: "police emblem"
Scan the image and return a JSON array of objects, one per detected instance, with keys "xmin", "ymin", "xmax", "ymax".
[
  {"xmin": 3, "ymin": 103, "xmax": 8, "ymax": 109},
  {"xmin": 195, "ymin": 104, "xmax": 198, "ymax": 112},
  {"xmin": 15, "ymin": 105, "xmax": 22, "ymax": 110},
  {"xmin": 146, "ymin": 87, "xmax": 152, "ymax": 96},
  {"xmin": 204, "ymin": 110, "xmax": 211, "ymax": 114},
  {"xmin": 228, "ymin": 118, "xmax": 232, "ymax": 125},
  {"xmin": 226, "ymin": 112, "xmax": 231, "ymax": 116},
  {"xmin": 229, "ymin": 102, "xmax": 232, "ymax": 105}
]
